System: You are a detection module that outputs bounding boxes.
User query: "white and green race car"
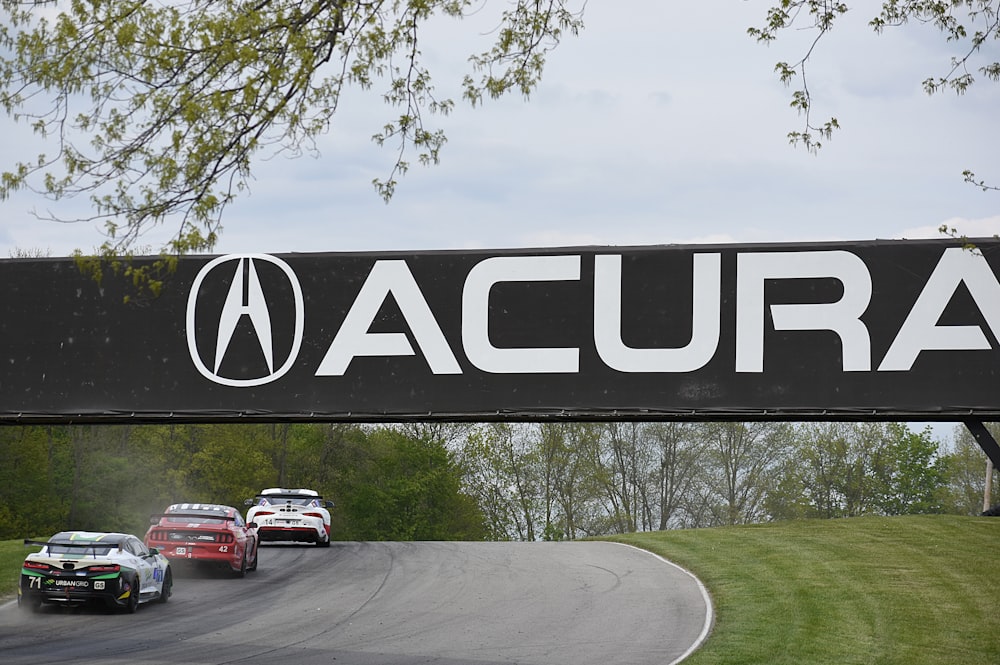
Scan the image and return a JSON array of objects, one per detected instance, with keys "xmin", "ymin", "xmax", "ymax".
[{"xmin": 18, "ymin": 531, "xmax": 173, "ymax": 613}]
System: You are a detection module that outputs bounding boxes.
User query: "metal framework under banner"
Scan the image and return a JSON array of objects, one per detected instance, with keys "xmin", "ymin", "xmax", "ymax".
[{"xmin": 965, "ymin": 420, "xmax": 1000, "ymax": 469}]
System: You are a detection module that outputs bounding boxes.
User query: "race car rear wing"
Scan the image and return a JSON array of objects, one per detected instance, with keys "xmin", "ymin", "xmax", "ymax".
[
  {"xmin": 24, "ymin": 539, "xmax": 123, "ymax": 555},
  {"xmin": 245, "ymin": 495, "xmax": 334, "ymax": 506},
  {"xmin": 149, "ymin": 512, "xmax": 237, "ymax": 524}
]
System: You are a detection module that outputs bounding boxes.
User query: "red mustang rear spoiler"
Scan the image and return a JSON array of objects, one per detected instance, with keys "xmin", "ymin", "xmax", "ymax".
[{"xmin": 149, "ymin": 513, "xmax": 237, "ymax": 524}]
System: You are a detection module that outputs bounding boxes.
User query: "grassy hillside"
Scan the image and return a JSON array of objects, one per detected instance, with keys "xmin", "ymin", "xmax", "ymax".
[
  {"xmin": 4, "ymin": 516, "xmax": 997, "ymax": 664},
  {"xmin": 1, "ymin": 539, "xmax": 33, "ymax": 600},
  {"xmin": 606, "ymin": 515, "xmax": 1000, "ymax": 665}
]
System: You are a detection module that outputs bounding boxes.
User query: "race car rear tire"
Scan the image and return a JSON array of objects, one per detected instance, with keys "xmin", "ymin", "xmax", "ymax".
[
  {"xmin": 247, "ymin": 542, "xmax": 258, "ymax": 572},
  {"xmin": 317, "ymin": 534, "xmax": 331, "ymax": 548},
  {"xmin": 124, "ymin": 576, "xmax": 140, "ymax": 613},
  {"xmin": 234, "ymin": 551, "xmax": 247, "ymax": 578},
  {"xmin": 158, "ymin": 568, "xmax": 172, "ymax": 603}
]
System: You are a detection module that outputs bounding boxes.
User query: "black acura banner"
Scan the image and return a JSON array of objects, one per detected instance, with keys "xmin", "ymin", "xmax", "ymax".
[{"xmin": 1, "ymin": 238, "xmax": 998, "ymax": 423}]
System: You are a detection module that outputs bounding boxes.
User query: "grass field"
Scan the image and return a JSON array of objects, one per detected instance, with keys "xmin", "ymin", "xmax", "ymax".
[
  {"xmin": 0, "ymin": 538, "xmax": 32, "ymax": 601},
  {"xmin": 3, "ymin": 515, "xmax": 998, "ymax": 664},
  {"xmin": 607, "ymin": 515, "xmax": 1000, "ymax": 665}
]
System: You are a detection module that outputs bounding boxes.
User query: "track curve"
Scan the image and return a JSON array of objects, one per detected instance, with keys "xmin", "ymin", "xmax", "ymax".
[{"xmin": 0, "ymin": 541, "xmax": 711, "ymax": 665}]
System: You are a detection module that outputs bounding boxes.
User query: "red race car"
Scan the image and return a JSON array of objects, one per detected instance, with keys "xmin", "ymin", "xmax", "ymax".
[{"xmin": 145, "ymin": 503, "xmax": 259, "ymax": 576}]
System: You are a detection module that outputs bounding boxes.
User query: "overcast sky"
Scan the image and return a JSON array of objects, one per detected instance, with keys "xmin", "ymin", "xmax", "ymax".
[{"xmin": 1, "ymin": 1, "xmax": 997, "ymax": 257}]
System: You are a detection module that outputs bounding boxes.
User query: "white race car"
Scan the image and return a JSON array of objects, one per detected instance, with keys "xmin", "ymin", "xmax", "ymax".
[
  {"xmin": 19, "ymin": 531, "xmax": 172, "ymax": 613},
  {"xmin": 245, "ymin": 488, "xmax": 333, "ymax": 547}
]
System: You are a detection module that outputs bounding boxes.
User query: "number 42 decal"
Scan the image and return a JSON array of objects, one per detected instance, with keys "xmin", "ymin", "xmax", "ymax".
[{"xmin": 218, "ymin": 545, "xmax": 229, "ymax": 552}]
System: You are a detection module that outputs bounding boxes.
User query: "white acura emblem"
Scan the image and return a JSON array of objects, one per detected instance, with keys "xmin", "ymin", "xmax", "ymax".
[{"xmin": 186, "ymin": 254, "xmax": 304, "ymax": 387}]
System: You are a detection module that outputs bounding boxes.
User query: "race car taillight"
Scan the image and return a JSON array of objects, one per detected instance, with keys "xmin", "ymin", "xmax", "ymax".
[
  {"xmin": 88, "ymin": 564, "xmax": 121, "ymax": 573},
  {"xmin": 217, "ymin": 533, "xmax": 234, "ymax": 543},
  {"xmin": 254, "ymin": 510, "xmax": 274, "ymax": 516},
  {"xmin": 303, "ymin": 512, "xmax": 324, "ymax": 519},
  {"xmin": 23, "ymin": 561, "xmax": 51, "ymax": 572}
]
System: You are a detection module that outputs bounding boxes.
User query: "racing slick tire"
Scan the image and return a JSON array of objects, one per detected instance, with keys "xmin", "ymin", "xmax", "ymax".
[
  {"xmin": 158, "ymin": 568, "xmax": 173, "ymax": 603},
  {"xmin": 234, "ymin": 551, "xmax": 247, "ymax": 578},
  {"xmin": 247, "ymin": 542, "xmax": 258, "ymax": 572},
  {"xmin": 317, "ymin": 533, "xmax": 331, "ymax": 548},
  {"xmin": 124, "ymin": 575, "xmax": 140, "ymax": 613}
]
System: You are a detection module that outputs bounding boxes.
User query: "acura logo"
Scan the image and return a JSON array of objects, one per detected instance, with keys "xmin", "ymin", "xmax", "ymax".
[
  {"xmin": 183, "ymin": 247, "xmax": 1000, "ymax": 389},
  {"xmin": 186, "ymin": 254, "xmax": 304, "ymax": 387}
]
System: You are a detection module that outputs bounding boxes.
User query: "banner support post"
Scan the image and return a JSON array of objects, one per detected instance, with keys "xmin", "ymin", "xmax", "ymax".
[{"xmin": 965, "ymin": 420, "xmax": 1000, "ymax": 469}]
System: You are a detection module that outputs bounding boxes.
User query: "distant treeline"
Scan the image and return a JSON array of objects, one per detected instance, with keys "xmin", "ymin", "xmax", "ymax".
[
  {"xmin": 0, "ymin": 423, "xmax": 484, "ymax": 541},
  {"xmin": 458, "ymin": 421, "xmax": 997, "ymax": 541},
  {"xmin": 0, "ymin": 421, "xmax": 994, "ymax": 541}
]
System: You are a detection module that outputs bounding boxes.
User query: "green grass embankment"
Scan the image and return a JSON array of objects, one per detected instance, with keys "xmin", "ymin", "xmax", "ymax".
[
  {"xmin": 605, "ymin": 514, "xmax": 1000, "ymax": 665},
  {"xmin": 1, "ymin": 539, "xmax": 31, "ymax": 601}
]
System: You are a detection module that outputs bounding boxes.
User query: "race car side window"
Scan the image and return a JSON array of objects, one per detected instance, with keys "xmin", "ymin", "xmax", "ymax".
[{"xmin": 128, "ymin": 537, "xmax": 149, "ymax": 557}]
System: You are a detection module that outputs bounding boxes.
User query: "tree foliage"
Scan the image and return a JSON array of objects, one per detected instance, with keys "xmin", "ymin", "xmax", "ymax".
[
  {"xmin": 775, "ymin": 422, "xmax": 880, "ymax": 519},
  {"xmin": 873, "ymin": 423, "xmax": 947, "ymax": 515},
  {"xmin": 456, "ymin": 423, "xmax": 541, "ymax": 541},
  {"xmin": 457, "ymin": 421, "xmax": 965, "ymax": 539},
  {"xmin": 700, "ymin": 421, "xmax": 791, "ymax": 525},
  {"xmin": 0, "ymin": 422, "xmax": 485, "ymax": 541},
  {"xmin": 939, "ymin": 422, "xmax": 1000, "ymax": 514},
  {"xmin": 338, "ymin": 428, "xmax": 484, "ymax": 540},
  {"xmin": 750, "ymin": 1, "xmax": 1000, "ymax": 154},
  {"xmin": 0, "ymin": 419, "xmax": 987, "ymax": 543},
  {"xmin": 0, "ymin": 0, "xmax": 583, "ymax": 259}
]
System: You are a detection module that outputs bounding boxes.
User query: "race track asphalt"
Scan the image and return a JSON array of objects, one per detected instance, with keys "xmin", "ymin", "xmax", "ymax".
[{"xmin": 0, "ymin": 540, "xmax": 712, "ymax": 665}]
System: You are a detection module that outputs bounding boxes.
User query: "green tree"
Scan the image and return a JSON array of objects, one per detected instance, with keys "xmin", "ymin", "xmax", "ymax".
[
  {"xmin": 646, "ymin": 422, "xmax": 703, "ymax": 530},
  {"xmin": 600, "ymin": 422, "xmax": 654, "ymax": 533},
  {"xmin": 536, "ymin": 422, "xmax": 605, "ymax": 540},
  {"xmin": 786, "ymin": 422, "xmax": 883, "ymax": 519},
  {"xmin": 340, "ymin": 427, "xmax": 484, "ymax": 540},
  {"xmin": 45, "ymin": 424, "xmax": 176, "ymax": 535},
  {"xmin": 0, "ymin": 425, "xmax": 70, "ymax": 538},
  {"xmin": 0, "ymin": 1, "xmax": 583, "ymax": 261},
  {"xmin": 700, "ymin": 422, "xmax": 792, "ymax": 526},
  {"xmin": 872, "ymin": 423, "xmax": 947, "ymax": 516},
  {"xmin": 181, "ymin": 425, "xmax": 276, "ymax": 508},
  {"xmin": 457, "ymin": 423, "xmax": 541, "ymax": 541},
  {"xmin": 940, "ymin": 423, "xmax": 1000, "ymax": 515}
]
